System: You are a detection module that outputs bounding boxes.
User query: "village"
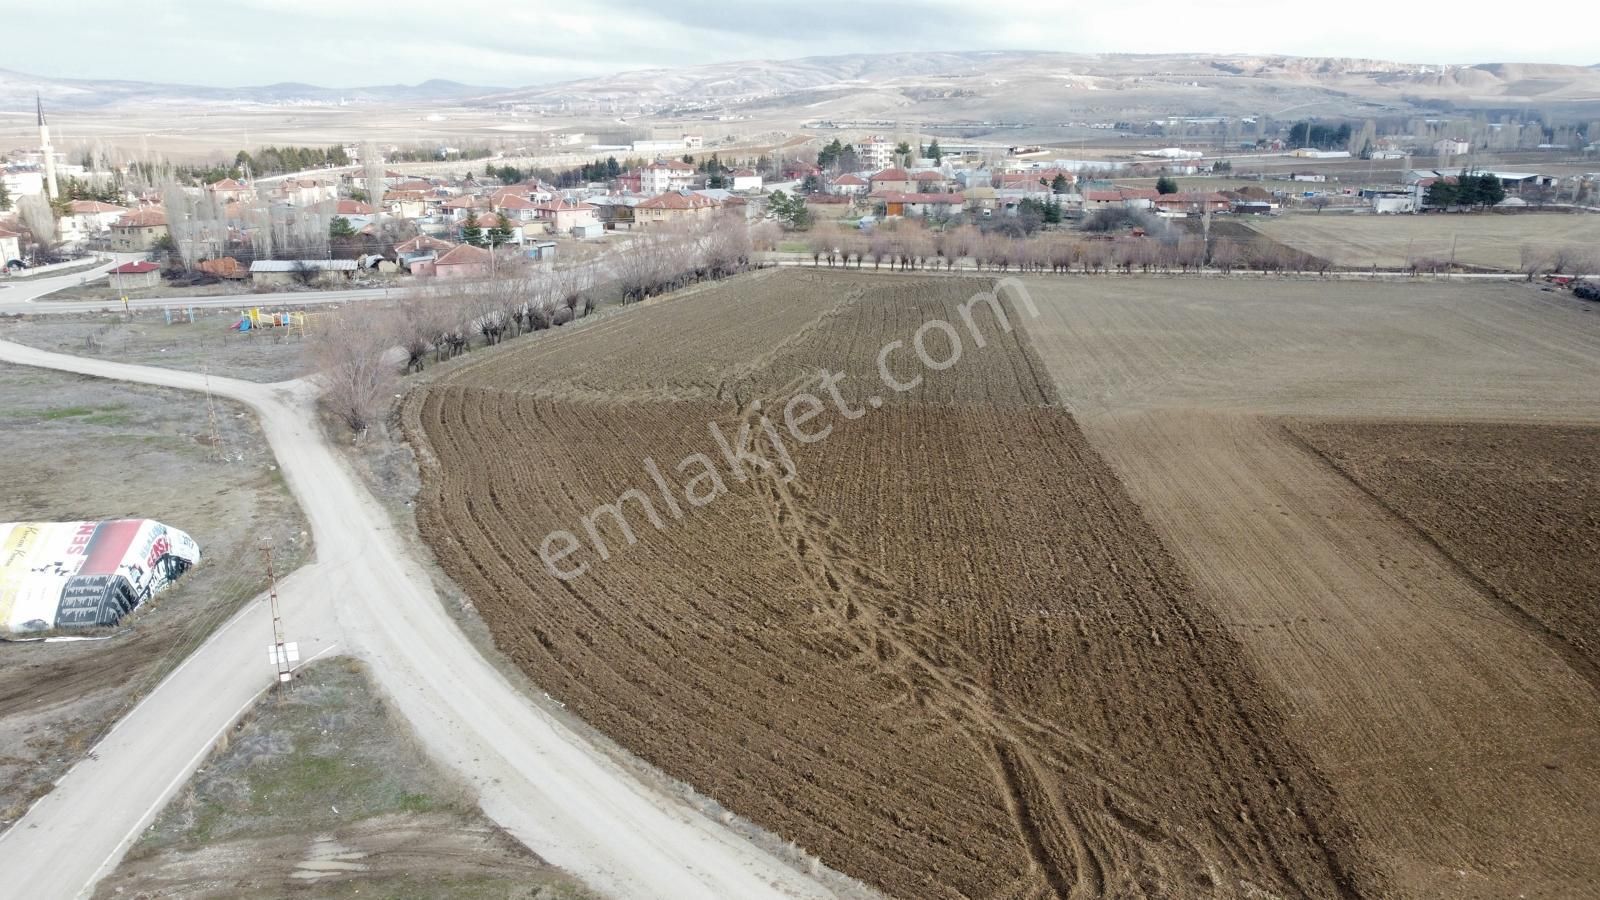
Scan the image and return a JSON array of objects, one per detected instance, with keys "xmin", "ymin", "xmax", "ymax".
[{"xmin": 2, "ymin": 104, "xmax": 1596, "ymax": 293}]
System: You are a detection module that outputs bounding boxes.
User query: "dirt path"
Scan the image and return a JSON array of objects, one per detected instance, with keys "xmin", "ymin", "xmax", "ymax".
[
  {"xmin": 0, "ymin": 338, "xmax": 845, "ymax": 900},
  {"xmin": 1019, "ymin": 278, "xmax": 1600, "ymax": 897}
]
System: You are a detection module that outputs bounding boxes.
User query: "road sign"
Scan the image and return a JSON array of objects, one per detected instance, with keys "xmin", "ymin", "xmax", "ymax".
[{"xmin": 268, "ymin": 642, "xmax": 300, "ymax": 682}]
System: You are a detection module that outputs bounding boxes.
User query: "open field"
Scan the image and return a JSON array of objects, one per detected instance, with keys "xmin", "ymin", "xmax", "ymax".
[
  {"xmin": 0, "ymin": 363, "xmax": 307, "ymax": 824},
  {"xmin": 96, "ymin": 657, "xmax": 597, "ymax": 899},
  {"xmin": 407, "ymin": 270, "xmax": 1384, "ymax": 898},
  {"xmin": 1245, "ymin": 212, "xmax": 1600, "ymax": 270},
  {"xmin": 0, "ymin": 310, "xmax": 310, "ymax": 382},
  {"xmin": 1019, "ymin": 277, "xmax": 1600, "ymax": 898},
  {"xmin": 1286, "ymin": 421, "xmax": 1600, "ymax": 685}
]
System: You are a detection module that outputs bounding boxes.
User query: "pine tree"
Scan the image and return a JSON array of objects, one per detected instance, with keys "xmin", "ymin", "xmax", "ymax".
[
  {"xmin": 462, "ymin": 211, "xmax": 484, "ymax": 246},
  {"xmin": 1155, "ymin": 175, "xmax": 1179, "ymax": 195},
  {"xmin": 928, "ymin": 139, "xmax": 942, "ymax": 163},
  {"xmin": 489, "ymin": 214, "xmax": 514, "ymax": 246}
]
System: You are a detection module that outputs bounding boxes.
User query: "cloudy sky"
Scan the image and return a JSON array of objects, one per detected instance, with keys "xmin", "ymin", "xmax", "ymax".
[{"xmin": 7, "ymin": 0, "xmax": 1595, "ymax": 86}]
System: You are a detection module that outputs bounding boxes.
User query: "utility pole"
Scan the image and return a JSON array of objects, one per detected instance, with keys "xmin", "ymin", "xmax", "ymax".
[
  {"xmin": 202, "ymin": 361, "xmax": 226, "ymax": 462},
  {"xmin": 262, "ymin": 544, "xmax": 296, "ymax": 685}
]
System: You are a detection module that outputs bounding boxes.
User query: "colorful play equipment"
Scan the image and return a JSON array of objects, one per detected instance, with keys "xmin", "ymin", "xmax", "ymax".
[{"xmin": 231, "ymin": 307, "xmax": 317, "ymax": 335}]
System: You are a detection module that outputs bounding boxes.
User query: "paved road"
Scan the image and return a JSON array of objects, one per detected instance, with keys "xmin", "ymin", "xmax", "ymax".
[
  {"xmin": 0, "ymin": 341, "xmax": 841, "ymax": 900},
  {"xmin": 0, "ymin": 259, "xmax": 392, "ymax": 315}
]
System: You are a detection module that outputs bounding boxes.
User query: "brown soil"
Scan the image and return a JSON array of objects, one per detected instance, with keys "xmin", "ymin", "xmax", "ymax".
[
  {"xmin": 1018, "ymin": 277, "xmax": 1600, "ymax": 898},
  {"xmin": 404, "ymin": 271, "xmax": 1382, "ymax": 899},
  {"xmin": 1286, "ymin": 421, "xmax": 1600, "ymax": 690}
]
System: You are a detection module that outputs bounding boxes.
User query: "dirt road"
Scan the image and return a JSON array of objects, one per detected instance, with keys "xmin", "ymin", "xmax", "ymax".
[
  {"xmin": 0, "ymin": 338, "xmax": 844, "ymax": 900},
  {"xmin": 1021, "ymin": 279, "xmax": 1600, "ymax": 897}
]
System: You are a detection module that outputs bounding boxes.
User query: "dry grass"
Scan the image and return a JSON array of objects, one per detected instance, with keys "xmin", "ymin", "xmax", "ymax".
[{"xmin": 1245, "ymin": 212, "xmax": 1600, "ymax": 270}]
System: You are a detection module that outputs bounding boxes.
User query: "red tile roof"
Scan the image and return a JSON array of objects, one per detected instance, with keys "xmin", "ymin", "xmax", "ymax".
[
  {"xmin": 637, "ymin": 191, "xmax": 720, "ymax": 210},
  {"xmin": 394, "ymin": 234, "xmax": 455, "ymax": 253},
  {"xmin": 110, "ymin": 261, "xmax": 161, "ymax": 274},
  {"xmin": 114, "ymin": 209, "xmax": 168, "ymax": 227},
  {"xmin": 208, "ymin": 178, "xmax": 249, "ymax": 191},
  {"xmin": 68, "ymin": 200, "xmax": 129, "ymax": 214},
  {"xmin": 832, "ymin": 174, "xmax": 867, "ymax": 185},
  {"xmin": 435, "ymin": 244, "xmax": 492, "ymax": 266},
  {"xmin": 870, "ymin": 168, "xmax": 911, "ymax": 182}
]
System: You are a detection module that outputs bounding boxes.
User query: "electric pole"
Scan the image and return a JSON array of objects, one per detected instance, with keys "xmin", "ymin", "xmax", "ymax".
[{"xmin": 263, "ymin": 544, "xmax": 296, "ymax": 685}]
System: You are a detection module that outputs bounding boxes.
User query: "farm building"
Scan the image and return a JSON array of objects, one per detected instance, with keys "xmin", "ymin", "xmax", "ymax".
[
  {"xmin": 249, "ymin": 259, "xmax": 357, "ymax": 286},
  {"xmin": 1, "ymin": 519, "xmax": 201, "ymax": 634},
  {"xmin": 107, "ymin": 260, "xmax": 161, "ymax": 289}
]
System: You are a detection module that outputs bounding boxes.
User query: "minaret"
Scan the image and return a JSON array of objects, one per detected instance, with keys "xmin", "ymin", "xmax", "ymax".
[{"xmin": 37, "ymin": 94, "xmax": 60, "ymax": 200}]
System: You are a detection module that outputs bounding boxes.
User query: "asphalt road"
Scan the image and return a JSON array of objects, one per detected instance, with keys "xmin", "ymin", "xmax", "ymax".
[{"xmin": 0, "ymin": 340, "xmax": 841, "ymax": 900}]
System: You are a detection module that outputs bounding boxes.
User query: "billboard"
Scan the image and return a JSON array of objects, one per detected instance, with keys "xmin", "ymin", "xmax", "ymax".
[{"xmin": 0, "ymin": 520, "xmax": 201, "ymax": 635}]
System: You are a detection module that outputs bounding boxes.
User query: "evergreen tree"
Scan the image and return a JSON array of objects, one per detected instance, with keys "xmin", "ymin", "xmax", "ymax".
[
  {"xmin": 1050, "ymin": 173, "xmax": 1070, "ymax": 194},
  {"xmin": 329, "ymin": 216, "xmax": 356, "ymax": 239},
  {"xmin": 1477, "ymin": 172, "xmax": 1506, "ymax": 206},
  {"xmin": 1155, "ymin": 175, "xmax": 1179, "ymax": 195},
  {"xmin": 1424, "ymin": 179, "xmax": 1457, "ymax": 208},
  {"xmin": 462, "ymin": 211, "xmax": 484, "ymax": 246},
  {"xmin": 0, "ymin": 180, "xmax": 10, "ymax": 211},
  {"xmin": 488, "ymin": 214, "xmax": 514, "ymax": 246},
  {"xmin": 927, "ymin": 139, "xmax": 942, "ymax": 163}
]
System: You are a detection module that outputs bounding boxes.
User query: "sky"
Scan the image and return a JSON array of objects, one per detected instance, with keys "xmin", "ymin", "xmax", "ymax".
[{"xmin": 5, "ymin": 0, "xmax": 1595, "ymax": 87}]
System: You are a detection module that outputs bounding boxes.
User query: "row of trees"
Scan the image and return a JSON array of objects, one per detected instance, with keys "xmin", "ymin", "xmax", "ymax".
[
  {"xmin": 795, "ymin": 224, "xmax": 1327, "ymax": 275},
  {"xmin": 311, "ymin": 215, "xmax": 759, "ymax": 431}
]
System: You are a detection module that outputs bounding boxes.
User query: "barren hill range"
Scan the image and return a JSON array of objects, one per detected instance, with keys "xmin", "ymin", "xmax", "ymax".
[{"xmin": 6, "ymin": 52, "xmax": 1600, "ymax": 120}]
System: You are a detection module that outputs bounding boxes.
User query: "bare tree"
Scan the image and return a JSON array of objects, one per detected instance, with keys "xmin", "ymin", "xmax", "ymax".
[
  {"xmin": 364, "ymin": 143, "xmax": 386, "ymax": 222},
  {"xmin": 16, "ymin": 193, "xmax": 56, "ymax": 259},
  {"xmin": 309, "ymin": 307, "xmax": 399, "ymax": 434}
]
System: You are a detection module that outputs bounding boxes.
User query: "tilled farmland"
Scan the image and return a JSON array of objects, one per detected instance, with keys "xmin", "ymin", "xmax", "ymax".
[{"xmin": 406, "ymin": 271, "xmax": 1381, "ymax": 898}]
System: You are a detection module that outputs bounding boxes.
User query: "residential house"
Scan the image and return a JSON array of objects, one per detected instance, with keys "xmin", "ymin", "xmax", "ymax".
[
  {"xmin": 1083, "ymin": 189, "xmax": 1150, "ymax": 211},
  {"xmin": 62, "ymin": 200, "xmax": 129, "ymax": 242},
  {"xmin": 1433, "ymin": 138, "xmax": 1471, "ymax": 156},
  {"xmin": 963, "ymin": 185, "xmax": 998, "ymax": 218},
  {"xmin": 868, "ymin": 168, "xmax": 915, "ymax": 194},
  {"xmin": 107, "ymin": 260, "xmax": 162, "ymax": 289},
  {"xmin": 1152, "ymin": 192, "xmax": 1230, "ymax": 216},
  {"xmin": 207, "ymin": 177, "xmax": 254, "ymax": 203},
  {"xmin": 912, "ymin": 170, "xmax": 950, "ymax": 192},
  {"xmin": 635, "ymin": 190, "xmax": 721, "ymax": 226},
  {"xmin": 829, "ymin": 174, "xmax": 869, "ymax": 196},
  {"xmin": 395, "ymin": 234, "xmax": 456, "ymax": 276},
  {"xmin": 493, "ymin": 194, "xmax": 540, "ymax": 223},
  {"xmin": 874, "ymin": 191, "xmax": 961, "ymax": 218},
  {"xmin": 319, "ymin": 198, "xmax": 376, "ymax": 218},
  {"xmin": 730, "ymin": 168, "xmax": 763, "ymax": 192},
  {"xmin": 277, "ymin": 178, "xmax": 338, "ymax": 206},
  {"xmin": 639, "ymin": 159, "xmax": 696, "ymax": 195},
  {"xmin": 588, "ymin": 194, "xmax": 639, "ymax": 230},
  {"xmin": 431, "ymin": 243, "xmax": 493, "ymax": 279},
  {"xmin": 385, "ymin": 190, "xmax": 429, "ymax": 220},
  {"xmin": 0, "ymin": 227, "xmax": 24, "ymax": 263},
  {"xmin": 248, "ymin": 258, "xmax": 357, "ymax": 286},
  {"xmin": 109, "ymin": 208, "xmax": 169, "ymax": 252},
  {"xmin": 532, "ymin": 197, "xmax": 599, "ymax": 234}
]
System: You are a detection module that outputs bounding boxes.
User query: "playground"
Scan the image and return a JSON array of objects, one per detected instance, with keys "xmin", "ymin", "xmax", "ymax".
[{"xmin": 0, "ymin": 308, "xmax": 312, "ymax": 383}]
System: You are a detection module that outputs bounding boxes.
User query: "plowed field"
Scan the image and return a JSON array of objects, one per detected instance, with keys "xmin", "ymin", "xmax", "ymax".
[{"xmin": 406, "ymin": 271, "xmax": 1380, "ymax": 898}]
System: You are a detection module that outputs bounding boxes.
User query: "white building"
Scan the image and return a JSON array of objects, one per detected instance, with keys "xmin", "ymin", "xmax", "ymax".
[
  {"xmin": 60, "ymin": 200, "xmax": 130, "ymax": 243},
  {"xmin": 639, "ymin": 159, "xmax": 695, "ymax": 195},
  {"xmin": 862, "ymin": 136, "xmax": 897, "ymax": 170},
  {"xmin": 1433, "ymin": 138, "xmax": 1471, "ymax": 156},
  {"xmin": 2, "ymin": 169, "xmax": 44, "ymax": 198},
  {"xmin": 730, "ymin": 168, "xmax": 762, "ymax": 192}
]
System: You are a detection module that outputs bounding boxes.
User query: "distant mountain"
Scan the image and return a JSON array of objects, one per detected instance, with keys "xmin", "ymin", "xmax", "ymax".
[
  {"xmin": 478, "ymin": 51, "xmax": 1600, "ymax": 119},
  {"xmin": 0, "ymin": 69, "xmax": 502, "ymax": 111},
  {"xmin": 5, "ymin": 52, "xmax": 1599, "ymax": 120}
]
